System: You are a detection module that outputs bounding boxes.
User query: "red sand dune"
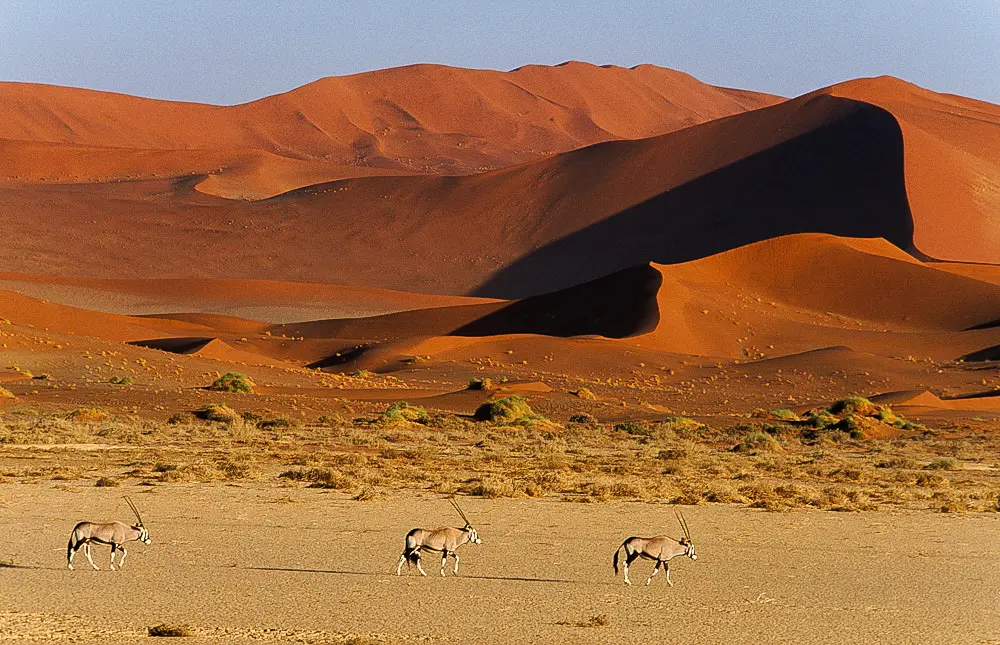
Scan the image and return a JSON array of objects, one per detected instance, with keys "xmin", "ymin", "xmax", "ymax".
[
  {"xmin": 0, "ymin": 62, "xmax": 778, "ymax": 195},
  {"xmin": 0, "ymin": 273, "xmax": 495, "ymax": 322},
  {"xmin": 2, "ymin": 72, "xmax": 996, "ymax": 297}
]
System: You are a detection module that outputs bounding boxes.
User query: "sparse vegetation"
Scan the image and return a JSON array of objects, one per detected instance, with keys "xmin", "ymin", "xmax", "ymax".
[
  {"xmin": 467, "ymin": 377, "xmax": 495, "ymax": 391},
  {"xmin": 148, "ymin": 623, "xmax": 196, "ymax": 637},
  {"xmin": 95, "ymin": 476, "xmax": 120, "ymax": 487},
  {"xmin": 0, "ymin": 386, "xmax": 15, "ymax": 399},
  {"xmin": 194, "ymin": 403, "xmax": 239, "ymax": 423},
  {"xmin": 474, "ymin": 396, "xmax": 541, "ymax": 424},
  {"xmin": 573, "ymin": 388, "xmax": 597, "ymax": 401},
  {"xmin": 381, "ymin": 402, "xmax": 428, "ymax": 425},
  {"xmin": 108, "ymin": 375, "xmax": 133, "ymax": 386},
  {"xmin": 207, "ymin": 372, "xmax": 255, "ymax": 393}
]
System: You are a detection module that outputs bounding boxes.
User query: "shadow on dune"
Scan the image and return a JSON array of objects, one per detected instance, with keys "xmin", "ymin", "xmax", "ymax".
[
  {"xmin": 451, "ymin": 263, "xmax": 661, "ymax": 339},
  {"xmin": 474, "ymin": 98, "xmax": 915, "ymax": 298}
]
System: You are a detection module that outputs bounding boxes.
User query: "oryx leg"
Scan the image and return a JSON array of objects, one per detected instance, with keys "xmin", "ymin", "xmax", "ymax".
[
  {"xmin": 118, "ymin": 546, "xmax": 128, "ymax": 570},
  {"xmin": 646, "ymin": 560, "xmax": 662, "ymax": 585},
  {"xmin": 453, "ymin": 552, "xmax": 460, "ymax": 575},
  {"xmin": 623, "ymin": 551, "xmax": 640, "ymax": 586},
  {"xmin": 440, "ymin": 551, "xmax": 448, "ymax": 577},
  {"xmin": 109, "ymin": 543, "xmax": 117, "ymax": 570},
  {"xmin": 395, "ymin": 553, "xmax": 407, "ymax": 576},
  {"xmin": 414, "ymin": 553, "xmax": 427, "ymax": 577},
  {"xmin": 68, "ymin": 543, "xmax": 78, "ymax": 570},
  {"xmin": 664, "ymin": 562, "xmax": 673, "ymax": 587},
  {"xmin": 84, "ymin": 542, "xmax": 99, "ymax": 570}
]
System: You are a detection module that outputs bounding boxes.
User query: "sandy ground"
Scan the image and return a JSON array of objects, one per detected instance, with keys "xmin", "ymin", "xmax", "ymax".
[{"xmin": 0, "ymin": 484, "xmax": 997, "ymax": 644}]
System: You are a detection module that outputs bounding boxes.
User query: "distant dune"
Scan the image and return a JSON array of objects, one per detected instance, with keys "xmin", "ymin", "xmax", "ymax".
[
  {"xmin": 1, "ymin": 68, "xmax": 996, "ymax": 297},
  {"xmin": 0, "ymin": 62, "xmax": 779, "ymax": 198}
]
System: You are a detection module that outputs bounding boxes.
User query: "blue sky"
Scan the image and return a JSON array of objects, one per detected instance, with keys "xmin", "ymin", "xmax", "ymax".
[{"xmin": 2, "ymin": 1, "xmax": 998, "ymax": 105}]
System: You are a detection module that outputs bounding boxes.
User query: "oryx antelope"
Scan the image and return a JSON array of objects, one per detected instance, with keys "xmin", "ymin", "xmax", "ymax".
[
  {"xmin": 395, "ymin": 499, "xmax": 481, "ymax": 577},
  {"xmin": 67, "ymin": 497, "xmax": 151, "ymax": 571},
  {"xmin": 613, "ymin": 510, "xmax": 697, "ymax": 586}
]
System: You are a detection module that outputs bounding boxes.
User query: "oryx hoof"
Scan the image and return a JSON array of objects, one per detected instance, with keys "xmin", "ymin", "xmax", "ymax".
[
  {"xmin": 67, "ymin": 564, "xmax": 73, "ymax": 571},
  {"xmin": 646, "ymin": 579, "xmax": 652, "ymax": 586},
  {"xmin": 624, "ymin": 579, "xmax": 631, "ymax": 586}
]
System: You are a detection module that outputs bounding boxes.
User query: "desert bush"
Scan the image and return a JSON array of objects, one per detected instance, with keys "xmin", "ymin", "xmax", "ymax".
[
  {"xmin": 461, "ymin": 476, "xmax": 526, "ymax": 498},
  {"xmin": 95, "ymin": 476, "xmax": 120, "ymax": 487},
  {"xmin": 734, "ymin": 430, "xmax": 781, "ymax": 454},
  {"xmin": 926, "ymin": 458, "xmax": 959, "ymax": 470},
  {"xmin": 770, "ymin": 408, "xmax": 800, "ymax": 421},
  {"xmin": 353, "ymin": 486, "xmax": 382, "ymax": 501},
  {"xmin": 828, "ymin": 396, "xmax": 879, "ymax": 417},
  {"xmin": 108, "ymin": 375, "xmax": 133, "ymax": 386},
  {"xmin": 568, "ymin": 413, "xmax": 598, "ymax": 424},
  {"xmin": 194, "ymin": 403, "xmax": 238, "ymax": 423},
  {"xmin": 0, "ymin": 386, "xmax": 15, "ymax": 399},
  {"xmin": 207, "ymin": 372, "xmax": 255, "ymax": 393},
  {"xmin": 573, "ymin": 388, "xmax": 597, "ymax": 401},
  {"xmin": 474, "ymin": 396, "xmax": 534, "ymax": 423},
  {"xmin": 216, "ymin": 456, "xmax": 256, "ymax": 480},
  {"xmin": 148, "ymin": 623, "xmax": 195, "ymax": 637},
  {"xmin": 70, "ymin": 408, "xmax": 110, "ymax": 423},
  {"xmin": 614, "ymin": 421, "xmax": 652, "ymax": 437},
  {"xmin": 381, "ymin": 402, "xmax": 428, "ymax": 425},
  {"xmin": 467, "ymin": 378, "xmax": 495, "ymax": 391},
  {"xmin": 875, "ymin": 456, "xmax": 920, "ymax": 469},
  {"xmin": 259, "ymin": 415, "xmax": 294, "ymax": 430},
  {"xmin": 166, "ymin": 412, "xmax": 193, "ymax": 425},
  {"xmin": 279, "ymin": 467, "xmax": 355, "ymax": 490}
]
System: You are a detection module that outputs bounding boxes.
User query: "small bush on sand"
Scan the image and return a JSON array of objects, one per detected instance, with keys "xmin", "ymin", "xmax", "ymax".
[
  {"xmin": 0, "ymin": 386, "xmax": 16, "ymax": 399},
  {"xmin": 148, "ymin": 623, "xmax": 196, "ymax": 637},
  {"xmin": 770, "ymin": 408, "xmax": 800, "ymax": 421},
  {"xmin": 734, "ymin": 430, "xmax": 782, "ymax": 454},
  {"xmin": 569, "ymin": 413, "xmax": 598, "ymax": 424},
  {"xmin": 573, "ymin": 388, "xmax": 597, "ymax": 401},
  {"xmin": 259, "ymin": 416, "xmax": 294, "ymax": 430},
  {"xmin": 279, "ymin": 467, "xmax": 355, "ymax": 490},
  {"xmin": 474, "ymin": 395, "xmax": 533, "ymax": 423},
  {"xmin": 559, "ymin": 614, "xmax": 610, "ymax": 628},
  {"xmin": 207, "ymin": 372, "xmax": 255, "ymax": 393},
  {"xmin": 194, "ymin": 403, "xmax": 239, "ymax": 423},
  {"xmin": 828, "ymin": 396, "xmax": 879, "ymax": 417},
  {"xmin": 95, "ymin": 476, "xmax": 120, "ymax": 487},
  {"xmin": 108, "ymin": 375, "xmax": 133, "ymax": 386},
  {"xmin": 614, "ymin": 422, "xmax": 651, "ymax": 437},
  {"xmin": 926, "ymin": 458, "xmax": 959, "ymax": 471},
  {"xmin": 381, "ymin": 402, "xmax": 428, "ymax": 425},
  {"xmin": 70, "ymin": 408, "xmax": 110, "ymax": 423},
  {"xmin": 467, "ymin": 378, "xmax": 495, "ymax": 391}
]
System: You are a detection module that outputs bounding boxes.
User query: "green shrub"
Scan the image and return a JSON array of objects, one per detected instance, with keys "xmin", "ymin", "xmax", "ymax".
[
  {"xmin": 926, "ymin": 458, "xmax": 959, "ymax": 471},
  {"xmin": 108, "ymin": 375, "xmax": 133, "ymax": 386},
  {"xmin": 734, "ymin": 430, "xmax": 782, "ymax": 454},
  {"xmin": 573, "ymin": 388, "xmax": 597, "ymax": 401},
  {"xmin": 194, "ymin": 403, "xmax": 239, "ymax": 423},
  {"xmin": 474, "ymin": 396, "xmax": 533, "ymax": 423},
  {"xmin": 0, "ymin": 386, "xmax": 14, "ymax": 399},
  {"xmin": 770, "ymin": 408, "xmax": 800, "ymax": 421},
  {"xmin": 828, "ymin": 396, "xmax": 878, "ymax": 417},
  {"xmin": 207, "ymin": 372, "xmax": 255, "ymax": 393},
  {"xmin": 569, "ymin": 413, "xmax": 597, "ymax": 424},
  {"xmin": 381, "ymin": 402, "xmax": 428, "ymax": 425},
  {"xmin": 468, "ymin": 378, "xmax": 495, "ymax": 391},
  {"xmin": 614, "ymin": 422, "xmax": 652, "ymax": 437}
]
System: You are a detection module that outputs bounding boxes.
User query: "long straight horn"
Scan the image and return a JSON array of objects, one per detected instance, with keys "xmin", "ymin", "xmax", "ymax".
[
  {"xmin": 124, "ymin": 496, "xmax": 144, "ymax": 526},
  {"xmin": 674, "ymin": 509, "xmax": 690, "ymax": 541},
  {"xmin": 679, "ymin": 510, "xmax": 692, "ymax": 541},
  {"xmin": 450, "ymin": 499, "xmax": 471, "ymax": 527}
]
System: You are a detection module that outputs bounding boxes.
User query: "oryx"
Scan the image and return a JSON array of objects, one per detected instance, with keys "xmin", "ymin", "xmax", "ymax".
[
  {"xmin": 67, "ymin": 496, "xmax": 151, "ymax": 571},
  {"xmin": 613, "ymin": 510, "xmax": 697, "ymax": 586},
  {"xmin": 395, "ymin": 499, "xmax": 481, "ymax": 577}
]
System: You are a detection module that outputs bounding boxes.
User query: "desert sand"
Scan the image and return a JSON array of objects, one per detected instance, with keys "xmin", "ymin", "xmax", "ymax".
[
  {"xmin": 1, "ymin": 486, "xmax": 998, "ymax": 644},
  {"xmin": 1, "ymin": 62, "xmax": 1000, "ymax": 643}
]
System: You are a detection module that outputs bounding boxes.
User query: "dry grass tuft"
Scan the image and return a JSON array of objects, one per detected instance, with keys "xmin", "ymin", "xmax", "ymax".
[
  {"xmin": 148, "ymin": 623, "xmax": 196, "ymax": 637},
  {"xmin": 70, "ymin": 407, "xmax": 110, "ymax": 423},
  {"xmin": 0, "ymin": 386, "xmax": 15, "ymax": 399},
  {"xmin": 95, "ymin": 476, "xmax": 120, "ymax": 487}
]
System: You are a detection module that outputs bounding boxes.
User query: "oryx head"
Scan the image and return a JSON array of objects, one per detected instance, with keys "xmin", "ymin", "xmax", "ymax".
[
  {"xmin": 675, "ymin": 510, "xmax": 695, "ymax": 560},
  {"xmin": 125, "ymin": 496, "xmax": 152, "ymax": 545},
  {"xmin": 451, "ymin": 499, "xmax": 481, "ymax": 545}
]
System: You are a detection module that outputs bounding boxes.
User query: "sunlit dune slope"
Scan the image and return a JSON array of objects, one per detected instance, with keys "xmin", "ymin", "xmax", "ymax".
[
  {"xmin": 827, "ymin": 77, "xmax": 1000, "ymax": 264},
  {"xmin": 0, "ymin": 62, "xmax": 779, "ymax": 191}
]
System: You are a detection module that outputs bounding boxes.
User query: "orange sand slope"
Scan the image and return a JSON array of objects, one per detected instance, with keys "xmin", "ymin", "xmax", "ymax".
[
  {"xmin": 0, "ymin": 62, "xmax": 780, "ymax": 197},
  {"xmin": 261, "ymin": 234, "xmax": 1000, "ymax": 365},
  {"xmin": 0, "ymin": 274, "xmax": 496, "ymax": 322},
  {"xmin": 2, "ymin": 74, "xmax": 996, "ymax": 295}
]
